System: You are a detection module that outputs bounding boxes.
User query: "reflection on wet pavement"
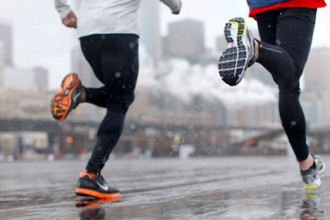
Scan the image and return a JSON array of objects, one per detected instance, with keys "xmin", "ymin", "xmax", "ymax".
[
  {"xmin": 80, "ymin": 206, "xmax": 106, "ymax": 220},
  {"xmin": 0, "ymin": 156, "xmax": 329, "ymax": 219},
  {"xmin": 76, "ymin": 198, "xmax": 120, "ymax": 208},
  {"xmin": 300, "ymin": 193, "xmax": 325, "ymax": 220},
  {"xmin": 76, "ymin": 198, "xmax": 120, "ymax": 220}
]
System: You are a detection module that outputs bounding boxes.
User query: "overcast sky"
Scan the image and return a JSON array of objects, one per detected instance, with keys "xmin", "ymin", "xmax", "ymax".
[{"xmin": 0, "ymin": 0, "xmax": 330, "ymax": 89}]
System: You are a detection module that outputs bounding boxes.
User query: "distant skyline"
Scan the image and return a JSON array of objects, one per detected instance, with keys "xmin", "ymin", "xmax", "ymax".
[{"xmin": 0, "ymin": 0, "xmax": 329, "ymax": 89}]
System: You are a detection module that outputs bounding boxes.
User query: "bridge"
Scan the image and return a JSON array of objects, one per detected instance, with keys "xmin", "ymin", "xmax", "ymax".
[{"xmin": 0, "ymin": 118, "xmax": 329, "ymax": 157}]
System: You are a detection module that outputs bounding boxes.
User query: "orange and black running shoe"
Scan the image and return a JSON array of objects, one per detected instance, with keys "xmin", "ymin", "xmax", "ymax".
[
  {"xmin": 50, "ymin": 73, "xmax": 83, "ymax": 121},
  {"xmin": 76, "ymin": 172, "xmax": 121, "ymax": 200}
]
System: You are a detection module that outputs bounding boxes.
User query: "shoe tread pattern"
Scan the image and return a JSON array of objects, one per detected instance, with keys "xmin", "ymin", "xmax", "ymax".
[{"xmin": 218, "ymin": 17, "xmax": 248, "ymax": 86}]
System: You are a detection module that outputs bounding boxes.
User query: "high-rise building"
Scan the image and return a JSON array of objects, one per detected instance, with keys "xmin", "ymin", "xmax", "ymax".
[
  {"xmin": 34, "ymin": 67, "xmax": 49, "ymax": 91},
  {"xmin": 163, "ymin": 19, "xmax": 205, "ymax": 63},
  {"xmin": 139, "ymin": 0, "xmax": 162, "ymax": 65},
  {"xmin": 0, "ymin": 19, "xmax": 13, "ymax": 66}
]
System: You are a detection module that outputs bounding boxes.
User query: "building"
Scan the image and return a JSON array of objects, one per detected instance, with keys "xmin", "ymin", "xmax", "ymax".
[
  {"xmin": 3, "ymin": 66, "xmax": 49, "ymax": 91},
  {"xmin": 0, "ymin": 89, "xmax": 19, "ymax": 118},
  {"xmin": 34, "ymin": 67, "xmax": 49, "ymax": 91},
  {"xmin": 0, "ymin": 89, "xmax": 51, "ymax": 119},
  {"xmin": 163, "ymin": 19, "xmax": 205, "ymax": 63},
  {"xmin": 0, "ymin": 19, "xmax": 13, "ymax": 66}
]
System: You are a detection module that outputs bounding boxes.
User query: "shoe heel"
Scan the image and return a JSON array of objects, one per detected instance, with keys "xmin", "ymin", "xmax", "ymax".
[
  {"xmin": 224, "ymin": 22, "xmax": 234, "ymax": 44},
  {"xmin": 229, "ymin": 17, "xmax": 246, "ymax": 42}
]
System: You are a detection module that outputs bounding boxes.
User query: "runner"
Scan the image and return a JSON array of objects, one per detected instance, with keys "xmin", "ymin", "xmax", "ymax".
[
  {"xmin": 52, "ymin": 0, "xmax": 181, "ymax": 199},
  {"xmin": 218, "ymin": 0, "xmax": 326, "ymax": 191}
]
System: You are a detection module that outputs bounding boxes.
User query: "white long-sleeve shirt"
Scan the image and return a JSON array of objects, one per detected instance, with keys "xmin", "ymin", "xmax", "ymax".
[{"xmin": 55, "ymin": 0, "xmax": 181, "ymax": 38}]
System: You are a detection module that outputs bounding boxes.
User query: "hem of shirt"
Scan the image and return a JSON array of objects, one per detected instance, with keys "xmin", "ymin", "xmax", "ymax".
[
  {"xmin": 78, "ymin": 33, "xmax": 140, "ymax": 39},
  {"xmin": 249, "ymin": 2, "xmax": 326, "ymax": 18}
]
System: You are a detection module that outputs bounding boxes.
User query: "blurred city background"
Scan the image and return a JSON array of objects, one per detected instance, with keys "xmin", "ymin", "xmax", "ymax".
[{"xmin": 0, "ymin": 0, "xmax": 330, "ymax": 161}]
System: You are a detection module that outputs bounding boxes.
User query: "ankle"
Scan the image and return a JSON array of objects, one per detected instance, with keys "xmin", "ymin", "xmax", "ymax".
[
  {"xmin": 81, "ymin": 88, "xmax": 87, "ymax": 102},
  {"xmin": 299, "ymin": 154, "xmax": 314, "ymax": 171},
  {"xmin": 86, "ymin": 171, "xmax": 97, "ymax": 180}
]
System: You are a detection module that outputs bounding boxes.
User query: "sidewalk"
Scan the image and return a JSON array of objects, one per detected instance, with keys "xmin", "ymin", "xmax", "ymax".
[{"xmin": 0, "ymin": 155, "xmax": 329, "ymax": 219}]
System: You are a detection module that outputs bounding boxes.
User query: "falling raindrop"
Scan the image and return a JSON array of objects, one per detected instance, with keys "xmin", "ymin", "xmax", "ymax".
[
  {"xmin": 276, "ymin": 39, "xmax": 282, "ymax": 46},
  {"xmin": 129, "ymin": 42, "xmax": 135, "ymax": 49},
  {"xmin": 130, "ymin": 124, "xmax": 136, "ymax": 130},
  {"xmin": 115, "ymin": 72, "xmax": 121, "ymax": 78}
]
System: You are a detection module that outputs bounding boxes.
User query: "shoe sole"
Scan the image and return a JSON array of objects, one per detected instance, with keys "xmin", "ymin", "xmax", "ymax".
[
  {"xmin": 304, "ymin": 184, "xmax": 320, "ymax": 191},
  {"xmin": 50, "ymin": 73, "xmax": 80, "ymax": 121},
  {"xmin": 218, "ymin": 17, "xmax": 249, "ymax": 86},
  {"xmin": 76, "ymin": 188, "xmax": 121, "ymax": 200}
]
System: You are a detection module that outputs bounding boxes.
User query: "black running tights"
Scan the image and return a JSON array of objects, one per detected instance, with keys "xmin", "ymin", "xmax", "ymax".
[
  {"xmin": 255, "ymin": 8, "xmax": 317, "ymax": 161},
  {"xmin": 80, "ymin": 34, "xmax": 139, "ymax": 174}
]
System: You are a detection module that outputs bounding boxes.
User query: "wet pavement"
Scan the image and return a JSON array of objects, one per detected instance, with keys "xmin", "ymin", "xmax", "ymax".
[{"xmin": 0, "ymin": 155, "xmax": 329, "ymax": 220}]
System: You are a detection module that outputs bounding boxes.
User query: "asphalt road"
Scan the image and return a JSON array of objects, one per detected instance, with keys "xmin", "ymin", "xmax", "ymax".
[{"xmin": 0, "ymin": 155, "xmax": 329, "ymax": 220}]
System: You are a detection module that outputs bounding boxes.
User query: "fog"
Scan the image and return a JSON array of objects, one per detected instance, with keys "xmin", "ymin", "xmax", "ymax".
[{"xmin": 138, "ymin": 46, "xmax": 277, "ymax": 108}]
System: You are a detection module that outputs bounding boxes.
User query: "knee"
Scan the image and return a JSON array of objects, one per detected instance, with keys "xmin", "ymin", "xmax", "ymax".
[
  {"xmin": 279, "ymin": 85, "xmax": 301, "ymax": 99},
  {"xmin": 107, "ymin": 95, "xmax": 135, "ymax": 113},
  {"xmin": 122, "ymin": 95, "xmax": 135, "ymax": 112}
]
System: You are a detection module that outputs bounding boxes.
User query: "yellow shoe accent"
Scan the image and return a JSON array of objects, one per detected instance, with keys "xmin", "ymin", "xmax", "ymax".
[{"xmin": 304, "ymin": 185, "xmax": 318, "ymax": 191}]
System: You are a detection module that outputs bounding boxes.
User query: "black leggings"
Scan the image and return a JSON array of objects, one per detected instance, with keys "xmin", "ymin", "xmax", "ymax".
[
  {"xmin": 80, "ymin": 34, "xmax": 139, "ymax": 174},
  {"xmin": 255, "ymin": 8, "xmax": 317, "ymax": 161}
]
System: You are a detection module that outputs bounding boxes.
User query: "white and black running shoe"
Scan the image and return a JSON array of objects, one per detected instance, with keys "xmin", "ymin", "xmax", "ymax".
[
  {"xmin": 218, "ymin": 17, "xmax": 255, "ymax": 86},
  {"xmin": 301, "ymin": 154, "xmax": 326, "ymax": 191}
]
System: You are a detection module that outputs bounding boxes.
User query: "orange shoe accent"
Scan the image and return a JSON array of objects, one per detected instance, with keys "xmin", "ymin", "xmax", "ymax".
[
  {"xmin": 50, "ymin": 73, "xmax": 81, "ymax": 121},
  {"xmin": 75, "ymin": 188, "xmax": 121, "ymax": 200}
]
